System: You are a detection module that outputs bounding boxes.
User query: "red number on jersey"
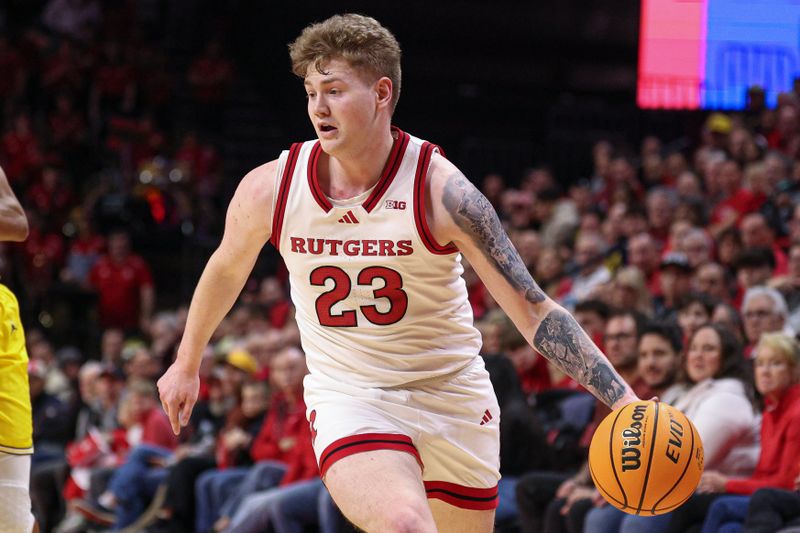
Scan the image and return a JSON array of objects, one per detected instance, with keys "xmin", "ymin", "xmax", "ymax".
[
  {"xmin": 311, "ymin": 266, "xmax": 408, "ymax": 327},
  {"xmin": 310, "ymin": 266, "xmax": 357, "ymax": 327},
  {"xmin": 358, "ymin": 267, "xmax": 408, "ymax": 325}
]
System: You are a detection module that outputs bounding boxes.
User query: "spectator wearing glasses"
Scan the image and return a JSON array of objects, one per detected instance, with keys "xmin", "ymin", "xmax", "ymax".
[{"xmin": 742, "ymin": 286, "xmax": 791, "ymax": 357}]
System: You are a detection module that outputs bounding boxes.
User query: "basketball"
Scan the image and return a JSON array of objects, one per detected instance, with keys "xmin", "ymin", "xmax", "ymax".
[{"xmin": 588, "ymin": 400, "xmax": 704, "ymax": 516}]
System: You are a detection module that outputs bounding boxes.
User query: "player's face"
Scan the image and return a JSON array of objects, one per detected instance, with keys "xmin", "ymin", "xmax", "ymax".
[
  {"xmin": 304, "ymin": 59, "xmax": 386, "ymax": 155},
  {"xmin": 637, "ymin": 333, "xmax": 679, "ymax": 390},
  {"xmin": 685, "ymin": 326, "xmax": 723, "ymax": 382},
  {"xmin": 753, "ymin": 345, "xmax": 794, "ymax": 398}
]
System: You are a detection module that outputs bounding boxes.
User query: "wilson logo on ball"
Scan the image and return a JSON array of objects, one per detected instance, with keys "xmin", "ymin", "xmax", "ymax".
[{"xmin": 620, "ymin": 403, "xmax": 647, "ymax": 472}]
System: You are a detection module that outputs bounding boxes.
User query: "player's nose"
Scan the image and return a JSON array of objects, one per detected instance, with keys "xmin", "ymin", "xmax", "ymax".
[{"xmin": 311, "ymin": 95, "xmax": 330, "ymax": 116}]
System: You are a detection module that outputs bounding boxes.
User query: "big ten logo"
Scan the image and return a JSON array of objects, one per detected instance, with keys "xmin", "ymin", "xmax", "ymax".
[
  {"xmin": 620, "ymin": 404, "xmax": 648, "ymax": 472},
  {"xmin": 385, "ymin": 200, "xmax": 407, "ymax": 210}
]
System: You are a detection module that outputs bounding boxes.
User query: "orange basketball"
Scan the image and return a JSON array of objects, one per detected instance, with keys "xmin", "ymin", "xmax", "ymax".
[{"xmin": 588, "ymin": 400, "xmax": 704, "ymax": 516}]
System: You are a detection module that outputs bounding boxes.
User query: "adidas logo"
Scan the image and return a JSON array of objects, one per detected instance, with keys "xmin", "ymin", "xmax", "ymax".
[
  {"xmin": 337, "ymin": 210, "xmax": 360, "ymax": 224},
  {"xmin": 480, "ymin": 409, "xmax": 493, "ymax": 426}
]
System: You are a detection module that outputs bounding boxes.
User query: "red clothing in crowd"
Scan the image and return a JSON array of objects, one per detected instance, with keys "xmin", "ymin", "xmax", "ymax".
[
  {"xmin": 725, "ymin": 384, "xmax": 800, "ymax": 494},
  {"xmin": 88, "ymin": 254, "xmax": 153, "ymax": 329},
  {"xmin": 710, "ymin": 189, "xmax": 765, "ymax": 226},
  {"xmin": 278, "ymin": 419, "xmax": 319, "ymax": 486},
  {"xmin": 519, "ymin": 356, "xmax": 553, "ymax": 396},
  {"xmin": 140, "ymin": 407, "xmax": 179, "ymax": 450},
  {"xmin": 250, "ymin": 392, "xmax": 308, "ymax": 464}
]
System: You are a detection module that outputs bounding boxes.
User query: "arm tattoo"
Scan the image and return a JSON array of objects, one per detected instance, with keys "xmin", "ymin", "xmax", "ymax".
[
  {"xmin": 533, "ymin": 308, "xmax": 627, "ymax": 407},
  {"xmin": 443, "ymin": 172, "xmax": 546, "ymax": 304}
]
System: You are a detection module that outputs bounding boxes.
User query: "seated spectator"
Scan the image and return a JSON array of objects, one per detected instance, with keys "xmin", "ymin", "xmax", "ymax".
[
  {"xmin": 654, "ymin": 252, "xmax": 693, "ymax": 321},
  {"xmin": 693, "ymin": 261, "xmax": 731, "ymax": 303},
  {"xmin": 739, "ymin": 472, "xmax": 800, "ymax": 532},
  {"xmin": 679, "ymin": 227, "xmax": 714, "ymax": 269},
  {"xmin": 607, "ymin": 266, "xmax": 654, "ymax": 317},
  {"xmin": 712, "ymin": 302, "xmax": 746, "ymax": 344},
  {"xmin": 771, "ymin": 242, "xmax": 800, "ymax": 333},
  {"xmin": 671, "ymin": 333, "xmax": 800, "ymax": 532},
  {"xmin": 676, "ymin": 292, "xmax": 715, "ymax": 344},
  {"xmin": 742, "ymin": 286, "xmax": 791, "ymax": 357},
  {"xmin": 717, "ymin": 226, "xmax": 744, "ymax": 272},
  {"xmin": 740, "ymin": 212, "xmax": 789, "ymax": 275},
  {"xmin": 561, "ymin": 232, "xmax": 611, "ymax": 310},
  {"xmin": 573, "ymin": 299, "xmax": 611, "ymax": 349},
  {"xmin": 625, "ymin": 232, "xmax": 662, "ymax": 297}
]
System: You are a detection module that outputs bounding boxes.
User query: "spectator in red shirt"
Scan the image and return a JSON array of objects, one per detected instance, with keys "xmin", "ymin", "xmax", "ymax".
[
  {"xmin": 710, "ymin": 159, "xmax": 766, "ymax": 237},
  {"xmin": 88, "ymin": 231, "xmax": 154, "ymax": 333},
  {"xmin": 740, "ymin": 212, "xmax": 789, "ymax": 275},
  {"xmin": 626, "ymin": 232, "xmax": 662, "ymax": 296}
]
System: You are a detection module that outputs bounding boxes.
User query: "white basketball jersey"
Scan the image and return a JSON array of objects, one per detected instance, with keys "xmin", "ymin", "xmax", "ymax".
[{"xmin": 271, "ymin": 127, "xmax": 482, "ymax": 387}]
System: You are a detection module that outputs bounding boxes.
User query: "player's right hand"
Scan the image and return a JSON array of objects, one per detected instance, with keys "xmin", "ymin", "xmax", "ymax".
[{"xmin": 157, "ymin": 362, "xmax": 200, "ymax": 435}]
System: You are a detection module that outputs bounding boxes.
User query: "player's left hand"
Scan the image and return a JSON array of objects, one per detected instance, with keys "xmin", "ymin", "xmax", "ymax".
[{"xmin": 697, "ymin": 471, "xmax": 728, "ymax": 493}]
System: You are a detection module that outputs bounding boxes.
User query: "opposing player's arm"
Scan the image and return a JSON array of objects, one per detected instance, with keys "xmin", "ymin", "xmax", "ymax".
[
  {"xmin": 175, "ymin": 159, "xmax": 279, "ymax": 371},
  {"xmin": 427, "ymin": 155, "xmax": 637, "ymax": 409},
  {"xmin": 0, "ymin": 165, "xmax": 28, "ymax": 241}
]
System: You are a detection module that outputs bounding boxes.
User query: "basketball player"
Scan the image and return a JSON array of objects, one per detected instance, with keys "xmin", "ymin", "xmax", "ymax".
[
  {"xmin": 158, "ymin": 14, "xmax": 640, "ymax": 533},
  {"xmin": 0, "ymin": 164, "xmax": 36, "ymax": 532}
]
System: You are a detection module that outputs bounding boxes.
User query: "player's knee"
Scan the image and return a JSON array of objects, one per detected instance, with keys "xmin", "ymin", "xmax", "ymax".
[{"xmin": 381, "ymin": 501, "xmax": 435, "ymax": 533}]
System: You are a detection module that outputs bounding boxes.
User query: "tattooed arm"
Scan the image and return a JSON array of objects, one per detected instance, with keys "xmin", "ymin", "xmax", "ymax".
[{"xmin": 426, "ymin": 154, "xmax": 637, "ymax": 409}]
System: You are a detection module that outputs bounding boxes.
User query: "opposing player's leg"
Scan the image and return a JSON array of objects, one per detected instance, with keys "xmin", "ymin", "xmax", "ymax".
[
  {"xmin": 323, "ymin": 449, "xmax": 437, "ymax": 533},
  {"xmin": 429, "ymin": 499, "xmax": 495, "ymax": 533},
  {"xmin": 0, "ymin": 453, "xmax": 36, "ymax": 533}
]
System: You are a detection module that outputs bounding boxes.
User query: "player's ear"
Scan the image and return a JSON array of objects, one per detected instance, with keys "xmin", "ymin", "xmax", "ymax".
[{"xmin": 375, "ymin": 77, "xmax": 393, "ymax": 110}]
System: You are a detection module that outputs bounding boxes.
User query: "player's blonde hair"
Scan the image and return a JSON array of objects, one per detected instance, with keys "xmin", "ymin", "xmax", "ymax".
[{"xmin": 289, "ymin": 14, "xmax": 402, "ymax": 111}]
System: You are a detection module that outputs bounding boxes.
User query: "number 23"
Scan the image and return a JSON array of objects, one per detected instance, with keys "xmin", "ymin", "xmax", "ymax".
[{"xmin": 310, "ymin": 266, "xmax": 407, "ymax": 327}]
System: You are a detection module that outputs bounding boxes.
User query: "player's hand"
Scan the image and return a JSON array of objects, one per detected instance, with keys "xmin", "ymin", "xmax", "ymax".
[
  {"xmin": 157, "ymin": 361, "xmax": 200, "ymax": 435},
  {"xmin": 697, "ymin": 471, "xmax": 728, "ymax": 493}
]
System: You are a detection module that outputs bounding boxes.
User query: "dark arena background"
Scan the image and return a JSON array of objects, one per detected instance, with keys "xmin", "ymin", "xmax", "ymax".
[{"xmin": 2, "ymin": 0, "xmax": 800, "ymax": 532}]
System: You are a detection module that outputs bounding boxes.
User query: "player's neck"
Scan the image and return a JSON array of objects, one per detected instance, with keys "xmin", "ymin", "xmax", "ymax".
[{"xmin": 320, "ymin": 128, "xmax": 395, "ymax": 200}]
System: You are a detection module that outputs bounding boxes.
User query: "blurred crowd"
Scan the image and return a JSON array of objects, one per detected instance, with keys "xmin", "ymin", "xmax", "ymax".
[{"xmin": 3, "ymin": 2, "xmax": 800, "ymax": 533}]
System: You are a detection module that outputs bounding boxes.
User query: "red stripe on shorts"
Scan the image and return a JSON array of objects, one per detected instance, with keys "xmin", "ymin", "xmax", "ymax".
[
  {"xmin": 423, "ymin": 480, "xmax": 499, "ymax": 510},
  {"xmin": 318, "ymin": 433, "xmax": 422, "ymax": 478}
]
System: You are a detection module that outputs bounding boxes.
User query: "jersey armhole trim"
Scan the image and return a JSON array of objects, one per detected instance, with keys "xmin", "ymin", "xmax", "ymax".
[
  {"xmin": 270, "ymin": 143, "xmax": 302, "ymax": 249},
  {"xmin": 413, "ymin": 142, "xmax": 459, "ymax": 255}
]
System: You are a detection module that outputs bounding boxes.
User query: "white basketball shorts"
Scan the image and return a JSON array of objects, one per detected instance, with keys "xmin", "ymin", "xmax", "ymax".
[
  {"xmin": 304, "ymin": 356, "xmax": 501, "ymax": 510},
  {"xmin": 0, "ymin": 452, "xmax": 34, "ymax": 533}
]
